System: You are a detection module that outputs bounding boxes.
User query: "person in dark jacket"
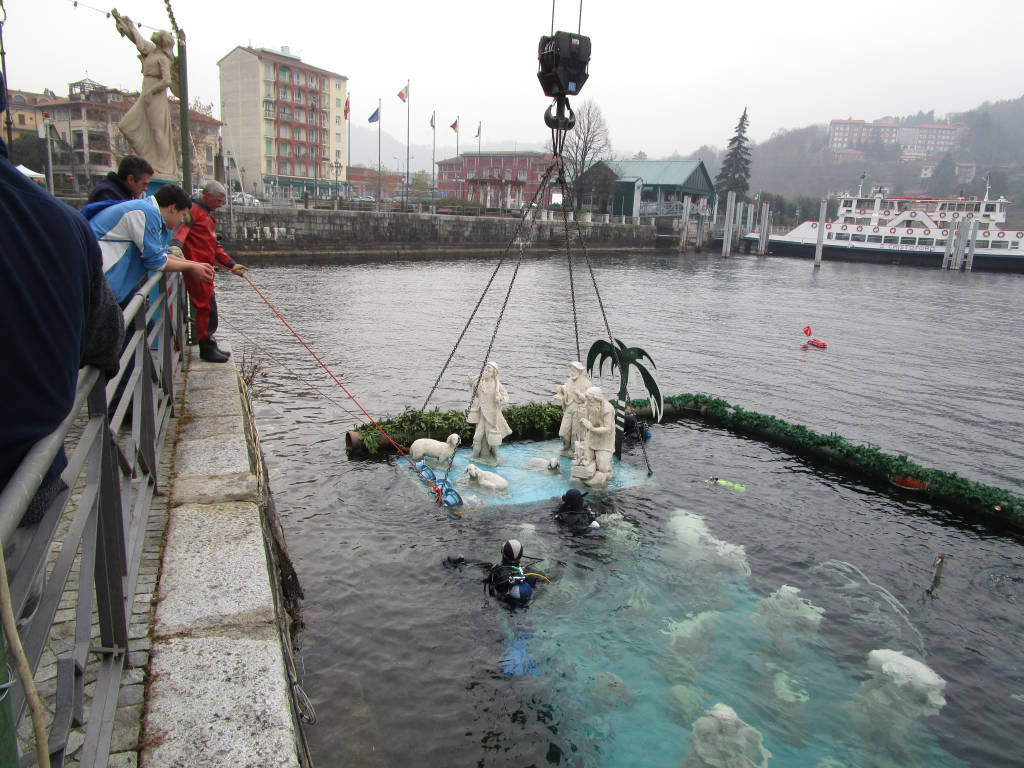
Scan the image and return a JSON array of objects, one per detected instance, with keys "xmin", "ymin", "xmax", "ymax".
[
  {"xmin": 0, "ymin": 71, "xmax": 124, "ymax": 524},
  {"xmin": 87, "ymin": 155, "xmax": 154, "ymax": 203}
]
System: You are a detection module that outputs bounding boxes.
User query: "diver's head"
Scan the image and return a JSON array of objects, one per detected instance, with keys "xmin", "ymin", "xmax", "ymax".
[
  {"xmin": 561, "ymin": 488, "xmax": 586, "ymax": 511},
  {"xmin": 501, "ymin": 539, "xmax": 523, "ymax": 565}
]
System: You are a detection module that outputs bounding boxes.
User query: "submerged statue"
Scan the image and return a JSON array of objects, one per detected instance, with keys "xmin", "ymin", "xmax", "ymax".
[
  {"xmin": 112, "ymin": 9, "xmax": 179, "ymax": 178},
  {"xmin": 467, "ymin": 361, "xmax": 512, "ymax": 464},
  {"xmin": 553, "ymin": 361, "xmax": 593, "ymax": 455},
  {"xmin": 571, "ymin": 386, "xmax": 615, "ymax": 486}
]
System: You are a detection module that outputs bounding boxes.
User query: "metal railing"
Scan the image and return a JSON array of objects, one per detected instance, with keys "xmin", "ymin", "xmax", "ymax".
[{"xmin": 0, "ymin": 271, "xmax": 187, "ymax": 767}]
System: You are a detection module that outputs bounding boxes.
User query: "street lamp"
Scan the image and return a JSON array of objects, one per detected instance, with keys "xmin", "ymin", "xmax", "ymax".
[{"xmin": 330, "ymin": 160, "xmax": 343, "ymax": 199}]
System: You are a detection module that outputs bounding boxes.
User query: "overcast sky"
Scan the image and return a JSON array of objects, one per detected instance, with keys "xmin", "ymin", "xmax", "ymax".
[{"xmin": 7, "ymin": 0, "xmax": 1024, "ymax": 170}]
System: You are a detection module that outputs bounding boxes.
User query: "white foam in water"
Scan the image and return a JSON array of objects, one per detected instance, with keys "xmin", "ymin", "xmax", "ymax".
[
  {"xmin": 866, "ymin": 649, "xmax": 947, "ymax": 716},
  {"xmin": 668, "ymin": 508, "xmax": 751, "ymax": 577},
  {"xmin": 688, "ymin": 702, "xmax": 771, "ymax": 768}
]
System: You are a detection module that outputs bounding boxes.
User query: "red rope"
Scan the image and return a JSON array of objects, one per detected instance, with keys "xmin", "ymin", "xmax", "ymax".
[{"xmin": 240, "ymin": 273, "xmax": 446, "ymax": 505}]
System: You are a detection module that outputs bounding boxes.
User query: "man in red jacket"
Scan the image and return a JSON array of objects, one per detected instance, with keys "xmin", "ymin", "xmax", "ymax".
[{"xmin": 171, "ymin": 181, "xmax": 248, "ymax": 362}]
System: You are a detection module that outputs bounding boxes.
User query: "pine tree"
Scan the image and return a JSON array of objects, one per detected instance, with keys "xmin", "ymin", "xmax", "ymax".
[{"xmin": 715, "ymin": 108, "xmax": 752, "ymax": 200}]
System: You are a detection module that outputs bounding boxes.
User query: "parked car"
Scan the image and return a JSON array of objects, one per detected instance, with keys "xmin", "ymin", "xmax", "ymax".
[{"xmin": 231, "ymin": 193, "xmax": 261, "ymax": 207}]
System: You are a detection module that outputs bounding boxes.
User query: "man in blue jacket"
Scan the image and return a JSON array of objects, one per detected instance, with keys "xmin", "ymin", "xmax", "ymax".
[
  {"xmin": 0, "ymin": 71, "xmax": 124, "ymax": 523},
  {"xmin": 88, "ymin": 184, "xmax": 214, "ymax": 305}
]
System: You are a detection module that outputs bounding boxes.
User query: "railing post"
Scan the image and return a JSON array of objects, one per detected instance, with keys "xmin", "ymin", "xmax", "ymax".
[
  {"xmin": 0, "ymin": 635, "xmax": 18, "ymax": 767},
  {"xmin": 90, "ymin": 380, "xmax": 128, "ymax": 651}
]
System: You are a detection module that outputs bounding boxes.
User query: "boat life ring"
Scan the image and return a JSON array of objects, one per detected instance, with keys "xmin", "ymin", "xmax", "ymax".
[
  {"xmin": 1017, "ymin": 232, "xmax": 1023, "ymax": 239},
  {"xmin": 857, "ymin": 225, "xmax": 863, "ymax": 232},
  {"xmin": 953, "ymin": 212, "xmax": 960, "ymax": 218},
  {"xmin": 923, "ymin": 229, "xmax": 930, "ymax": 235},
  {"xmin": 939, "ymin": 212, "xmax": 947, "ymax": 218},
  {"xmin": 884, "ymin": 209, "xmax": 891, "ymax": 216},
  {"xmin": 909, "ymin": 211, "xmax": 916, "ymax": 218},
  {"xmin": 998, "ymin": 231, "xmax": 1006, "ymax": 238},
  {"xmin": 983, "ymin": 230, "xmax": 991, "ymax": 238},
  {"xmin": 967, "ymin": 213, "xmax": 974, "ymax": 219},
  {"xmin": 906, "ymin": 228, "xmax": 914, "ymax": 235},
  {"xmin": 811, "ymin": 222, "xmax": 818, "ymax": 228},
  {"xmin": 857, "ymin": 209, "xmax": 865, "ymax": 214},
  {"xmin": 941, "ymin": 230, "xmax": 948, "ymax": 237},
  {"xmin": 889, "ymin": 228, "xmax": 896, "ymax": 234},
  {"xmin": 825, "ymin": 223, "xmax": 832, "ymax": 230},
  {"xmin": 872, "ymin": 226, "xmax": 879, "ymax": 233},
  {"xmin": 841, "ymin": 224, "xmax": 848, "ymax": 231}
]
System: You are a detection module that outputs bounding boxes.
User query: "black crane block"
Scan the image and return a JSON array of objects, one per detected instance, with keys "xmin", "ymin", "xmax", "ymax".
[{"xmin": 537, "ymin": 31, "xmax": 591, "ymax": 98}]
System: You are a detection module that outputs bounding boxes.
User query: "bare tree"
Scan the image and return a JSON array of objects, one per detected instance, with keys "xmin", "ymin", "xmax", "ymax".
[{"xmin": 559, "ymin": 99, "xmax": 612, "ymax": 209}]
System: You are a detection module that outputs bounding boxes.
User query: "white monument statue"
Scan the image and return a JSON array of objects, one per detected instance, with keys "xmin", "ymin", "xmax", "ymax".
[
  {"xmin": 571, "ymin": 386, "xmax": 616, "ymax": 486},
  {"xmin": 112, "ymin": 9, "xmax": 179, "ymax": 179},
  {"xmin": 553, "ymin": 360, "xmax": 593, "ymax": 455},
  {"xmin": 467, "ymin": 361, "xmax": 512, "ymax": 464}
]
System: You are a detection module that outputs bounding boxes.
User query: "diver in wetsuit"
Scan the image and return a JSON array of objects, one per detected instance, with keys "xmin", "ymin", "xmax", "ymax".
[
  {"xmin": 555, "ymin": 489, "xmax": 600, "ymax": 533},
  {"xmin": 487, "ymin": 539, "xmax": 548, "ymax": 604}
]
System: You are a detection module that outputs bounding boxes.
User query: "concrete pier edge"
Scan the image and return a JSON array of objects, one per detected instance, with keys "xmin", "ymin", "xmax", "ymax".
[{"xmin": 141, "ymin": 341, "xmax": 307, "ymax": 768}]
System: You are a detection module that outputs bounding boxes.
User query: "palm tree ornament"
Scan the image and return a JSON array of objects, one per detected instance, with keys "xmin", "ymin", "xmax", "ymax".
[{"xmin": 586, "ymin": 338, "xmax": 663, "ymax": 458}]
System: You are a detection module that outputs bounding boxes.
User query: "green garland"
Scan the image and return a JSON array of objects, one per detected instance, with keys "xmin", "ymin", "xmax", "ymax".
[{"xmin": 351, "ymin": 394, "xmax": 1023, "ymax": 529}]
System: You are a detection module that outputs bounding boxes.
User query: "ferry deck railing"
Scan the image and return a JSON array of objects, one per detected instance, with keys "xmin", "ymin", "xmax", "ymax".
[{"xmin": 0, "ymin": 271, "xmax": 187, "ymax": 767}]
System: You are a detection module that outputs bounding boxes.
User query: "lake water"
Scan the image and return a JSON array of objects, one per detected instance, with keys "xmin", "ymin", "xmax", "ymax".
[{"xmin": 215, "ymin": 251, "xmax": 1024, "ymax": 767}]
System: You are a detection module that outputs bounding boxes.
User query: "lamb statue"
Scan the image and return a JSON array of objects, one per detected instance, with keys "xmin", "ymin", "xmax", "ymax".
[
  {"xmin": 409, "ymin": 433, "xmax": 461, "ymax": 462},
  {"xmin": 464, "ymin": 463, "xmax": 510, "ymax": 492}
]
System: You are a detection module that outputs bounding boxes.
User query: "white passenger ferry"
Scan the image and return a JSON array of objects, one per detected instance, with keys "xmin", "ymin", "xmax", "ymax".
[{"xmin": 753, "ymin": 183, "xmax": 1024, "ymax": 272}]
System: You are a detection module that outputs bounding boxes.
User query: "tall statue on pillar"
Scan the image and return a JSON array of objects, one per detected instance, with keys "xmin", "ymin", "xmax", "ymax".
[{"xmin": 112, "ymin": 9, "xmax": 180, "ymax": 180}]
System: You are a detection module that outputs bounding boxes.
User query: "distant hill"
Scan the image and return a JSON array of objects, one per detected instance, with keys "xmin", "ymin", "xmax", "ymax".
[{"xmin": 676, "ymin": 95, "xmax": 1024, "ymax": 208}]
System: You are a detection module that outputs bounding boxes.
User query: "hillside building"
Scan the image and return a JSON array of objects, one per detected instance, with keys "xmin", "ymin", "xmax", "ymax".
[{"xmin": 218, "ymin": 45, "xmax": 348, "ymax": 200}]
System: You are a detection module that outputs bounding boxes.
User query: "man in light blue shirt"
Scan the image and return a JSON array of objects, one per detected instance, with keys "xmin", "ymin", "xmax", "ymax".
[{"xmin": 89, "ymin": 184, "xmax": 214, "ymax": 304}]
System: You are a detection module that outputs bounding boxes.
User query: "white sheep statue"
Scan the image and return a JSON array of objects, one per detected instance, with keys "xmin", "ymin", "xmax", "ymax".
[
  {"xmin": 464, "ymin": 463, "xmax": 510, "ymax": 492},
  {"xmin": 409, "ymin": 433, "xmax": 461, "ymax": 462}
]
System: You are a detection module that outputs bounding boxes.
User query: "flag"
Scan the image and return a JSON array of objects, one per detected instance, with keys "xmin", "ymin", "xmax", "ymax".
[
  {"xmin": 397, "ymin": 83, "xmax": 409, "ymax": 102},
  {"xmin": 344, "ymin": 96, "xmax": 350, "ymax": 120},
  {"xmin": 450, "ymin": 118, "xmax": 459, "ymax": 133},
  {"xmin": 429, "ymin": 112, "xmax": 435, "ymax": 129},
  {"xmin": 368, "ymin": 107, "xmax": 380, "ymax": 123},
  {"xmin": 475, "ymin": 121, "xmax": 481, "ymax": 138},
  {"xmin": 802, "ymin": 325, "xmax": 812, "ymax": 337}
]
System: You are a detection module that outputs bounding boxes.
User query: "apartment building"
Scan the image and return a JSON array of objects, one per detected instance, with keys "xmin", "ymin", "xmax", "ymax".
[
  {"xmin": 828, "ymin": 119, "xmax": 899, "ymax": 151},
  {"xmin": 218, "ymin": 45, "xmax": 347, "ymax": 199}
]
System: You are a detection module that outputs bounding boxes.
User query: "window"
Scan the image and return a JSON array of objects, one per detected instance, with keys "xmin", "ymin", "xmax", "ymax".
[
  {"xmin": 206, "ymin": 146, "xmax": 214, "ymax": 162},
  {"xmin": 335, "ymin": 98, "xmax": 341, "ymax": 107},
  {"xmin": 17, "ymin": 114, "xmax": 24, "ymax": 125},
  {"xmin": 867, "ymin": 235, "xmax": 883, "ymax": 243},
  {"xmin": 335, "ymin": 115, "xmax": 341, "ymax": 125},
  {"xmin": 335, "ymin": 133, "xmax": 341, "ymax": 141},
  {"xmin": 264, "ymin": 64, "xmax": 273, "ymax": 78},
  {"xmin": 265, "ymin": 139, "xmax": 272, "ymax": 154},
  {"xmin": 883, "ymin": 236, "xmax": 898, "ymax": 244},
  {"xmin": 266, "ymin": 158, "xmax": 274, "ymax": 173}
]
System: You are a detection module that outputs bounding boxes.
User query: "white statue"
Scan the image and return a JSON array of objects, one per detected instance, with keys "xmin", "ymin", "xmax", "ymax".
[
  {"xmin": 553, "ymin": 361, "xmax": 593, "ymax": 455},
  {"xmin": 113, "ymin": 9, "xmax": 179, "ymax": 178},
  {"xmin": 572, "ymin": 386, "xmax": 616, "ymax": 486},
  {"xmin": 409, "ymin": 433, "xmax": 460, "ymax": 462},
  {"xmin": 467, "ymin": 361, "xmax": 512, "ymax": 464},
  {"xmin": 464, "ymin": 463, "xmax": 509, "ymax": 492}
]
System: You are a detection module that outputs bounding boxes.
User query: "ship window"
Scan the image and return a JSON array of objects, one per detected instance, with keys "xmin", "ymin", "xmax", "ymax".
[
  {"xmin": 867, "ymin": 235, "xmax": 883, "ymax": 243},
  {"xmin": 976, "ymin": 241, "xmax": 989, "ymax": 248},
  {"xmin": 835, "ymin": 232, "xmax": 850, "ymax": 241},
  {"xmin": 990, "ymin": 241, "xmax": 1009, "ymax": 249},
  {"xmin": 936, "ymin": 240, "xmax": 947, "ymax": 247},
  {"xmin": 900, "ymin": 237, "xmax": 916, "ymax": 245},
  {"xmin": 985, "ymin": 203, "xmax": 996, "ymax": 212},
  {"xmin": 883, "ymin": 236, "xmax": 899, "ymax": 244},
  {"xmin": 851, "ymin": 234, "xmax": 866, "ymax": 242},
  {"xmin": 918, "ymin": 238, "xmax": 934, "ymax": 246},
  {"xmin": 1011, "ymin": 242, "xmax": 1019, "ymax": 249}
]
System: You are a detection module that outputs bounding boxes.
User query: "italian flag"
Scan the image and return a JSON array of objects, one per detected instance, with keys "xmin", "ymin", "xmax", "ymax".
[{"xmin": 397, "ymin": 84, "xmax": 409, "ymax": 102}]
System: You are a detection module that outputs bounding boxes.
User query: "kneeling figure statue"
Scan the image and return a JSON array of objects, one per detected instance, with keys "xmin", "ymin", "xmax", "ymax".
[{"xmin": 572, "ymin": 386, "xmax": 615, "ymax": 487}]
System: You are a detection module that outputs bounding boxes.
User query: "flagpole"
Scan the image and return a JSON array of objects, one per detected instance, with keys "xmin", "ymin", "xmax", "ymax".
[
  {"xmin": 405, "ymin": 79, "xmax": 410, "ymax": 208},
  {"xmin": 377, "ymin": 97, "xmax": 381, "ymax": 202},
  {"xmin": 346, "ymin": 92, "xmax": 351, "ymax": 200},
  {"xmin": 431, "ymin": 110, "xmax": 436, "ymax": 198},
  {"xmin": 456, "ymin": 116, "xmax": 460, "ymax": 200}
]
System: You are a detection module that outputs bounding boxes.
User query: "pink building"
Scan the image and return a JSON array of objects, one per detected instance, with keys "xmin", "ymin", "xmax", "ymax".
[{"xmin": 436, "ymin": 151, "xmax": 554, "ymax": 207}]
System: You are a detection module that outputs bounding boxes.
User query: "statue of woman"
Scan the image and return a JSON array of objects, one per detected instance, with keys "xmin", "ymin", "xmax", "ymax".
[
  {"xmin": 467, "ymin": 361, "xmax": 512, "ymax": 464},
  {"xmin": 112, "ymin": 9, "xmax": 179, "ymax": 178}
]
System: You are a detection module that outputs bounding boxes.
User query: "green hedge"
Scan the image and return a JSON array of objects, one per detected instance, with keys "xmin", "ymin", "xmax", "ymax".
[{"xmin": 351, "ymin": 394, "xmax": 1024, "ymax": 529}]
